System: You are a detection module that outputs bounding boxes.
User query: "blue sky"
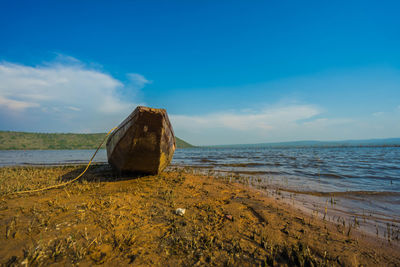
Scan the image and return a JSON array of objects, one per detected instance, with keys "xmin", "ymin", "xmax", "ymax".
[{"xmin": 0, "ymin": 1, "xmax": 399, "ymax": 145}]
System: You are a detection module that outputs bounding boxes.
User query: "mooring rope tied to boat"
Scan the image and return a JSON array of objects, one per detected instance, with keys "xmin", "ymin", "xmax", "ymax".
[{"xmin": 7, "ymin": 126, "xmax": 117, "ymax": 196}]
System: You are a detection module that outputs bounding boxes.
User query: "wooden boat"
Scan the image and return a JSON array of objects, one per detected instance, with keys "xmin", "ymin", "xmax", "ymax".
[{"xmin": 106, "ymin": 106, "xmax": 176, "ymax": 174}]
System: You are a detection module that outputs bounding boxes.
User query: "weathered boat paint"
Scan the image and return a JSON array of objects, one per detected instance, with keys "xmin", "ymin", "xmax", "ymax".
[{"xmin": 106, "ymin": 106, "xmax": 176, "ymax": 174}]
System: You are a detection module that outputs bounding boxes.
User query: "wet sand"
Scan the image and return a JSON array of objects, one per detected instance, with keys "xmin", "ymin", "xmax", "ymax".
[
  {"xmin": 0, "ymin": 164, "xmax": 399, "ymax": 266},
  {"xmin": 177, "ymin": 165, "xmax": 400, "ymax": 241}
]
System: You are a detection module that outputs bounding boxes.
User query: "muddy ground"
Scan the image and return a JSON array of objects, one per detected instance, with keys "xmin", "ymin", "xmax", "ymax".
[{"xmin": 0, "ymin": 164, "xmax": 399, "ymax": 266}]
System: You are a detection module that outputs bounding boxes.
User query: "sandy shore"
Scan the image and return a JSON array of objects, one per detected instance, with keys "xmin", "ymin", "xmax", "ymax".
[{"xmin": 0, "ymin": 164, "xmax": 399, "ymax": 266}]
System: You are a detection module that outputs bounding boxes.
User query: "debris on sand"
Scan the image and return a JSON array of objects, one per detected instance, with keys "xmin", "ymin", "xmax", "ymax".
[
  {"xmin": 224, "ymin": 214, "xmax": 234, "ymax": 221},
  {"xmin": 175, "ymin": 208, "xmax": 186, "ymax": 216}
]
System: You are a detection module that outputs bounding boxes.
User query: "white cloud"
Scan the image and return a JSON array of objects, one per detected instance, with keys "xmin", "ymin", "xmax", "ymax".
[
  {"xmin": 0, "ymin": 59, "xmax": 147, "ymax": 132},
  {"xmin": 170, "ymin": 104, "xmax": 400, "ymax": 145},
  {"xmin": 67, "ymin": 106, "xmax": 81, "ymax": 111},
  {"xmin": 127, "ymin": 73, "xmax": 152, "ymax": 88},
  {"xmin": 2, "ymin": 59, "xmax": 398, "ymax": 143},
  {"xmin": 52, "ymin": 53, "xmax": 81, "ymax": 65},
  {"xmin": 0, "ymin": 95, "xmax": 40, "ymax": 111},
  {"xmin": 170, "ymin": 105, "xmax": 330, "ymax": 145},
  {"xmin": 172, "ymin": 105, "xmax": 320, "ymax": 131}
]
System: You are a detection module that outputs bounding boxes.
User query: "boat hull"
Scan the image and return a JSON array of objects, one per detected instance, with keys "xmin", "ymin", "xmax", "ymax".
[{"xmin": 106, "ymin": 106, "xmax": 176, "ymax": 174}]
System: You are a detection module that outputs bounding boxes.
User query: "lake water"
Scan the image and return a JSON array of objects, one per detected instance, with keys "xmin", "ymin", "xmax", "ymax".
[
  {"xmin": 173, "ymin": 147, "xmax": 400, "ymax": 194},
  {"xmin": 1, "ymin": 147, "xmax": 399, "ymax": 235},
  {"xmin": 0, "ymin": 149, "xmax": 108, "ymax": 166}
]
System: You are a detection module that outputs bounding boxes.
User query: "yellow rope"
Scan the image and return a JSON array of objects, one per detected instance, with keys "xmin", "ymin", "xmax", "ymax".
[{"xmin": 10, "ymin": 127, "xmax": 117, "ymax": 195}]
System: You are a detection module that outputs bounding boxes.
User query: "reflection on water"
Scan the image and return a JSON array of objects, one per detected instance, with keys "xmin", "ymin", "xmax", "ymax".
[{"xmin": 1, "ymin": 146, "xmax": 399, "ymax": 234}]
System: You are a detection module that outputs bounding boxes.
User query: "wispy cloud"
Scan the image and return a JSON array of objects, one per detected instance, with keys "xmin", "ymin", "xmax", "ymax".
[
  {"xmin": 171, "ymin": 105, "xmax": 332, "ymax": 145},
  {"xmin": 0, "ymin": 96, "xmax": 40, "ymax": 111},
  {"xmin": 67, "ymin": 106, "xmax": 81, "ymax": 111},
  {"xmin": 172, "ymin": 105, "xmax": 320, "ymax": 131},
  {"xmin": 1, "ymin": 57, "xmax": 399, "ymax": 143},
  {"xmin": 372, "ymin": 111, "xmax": 384, "ymax": 117},
  {"xmin": 127, "ymin": 73, "xmax": 152, "ymax": 89},
  {"xmin": 0, "ymin": 58, "xmax": 148, "ymax": 132},
  {"xmin": 170, "ymin": 104, "xmax": 399, "ymax": 146}
]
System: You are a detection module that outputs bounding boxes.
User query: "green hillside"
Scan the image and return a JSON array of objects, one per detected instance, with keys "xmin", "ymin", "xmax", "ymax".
[
  {"xmin": 175, "ymin": 137, "xmax": 194, "ymax": 148},
  {"xmin": 0, "ymin": 131, "xmax": 194, "ymax": 150}
]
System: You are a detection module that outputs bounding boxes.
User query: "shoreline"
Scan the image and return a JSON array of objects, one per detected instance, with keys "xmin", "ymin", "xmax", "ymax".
[
  {"xmin": 171, "ymin": 165, "xmax": 400, "ymax": 240},
  {"xmin": 0, "ymin": 164, "xmax": 399, "ymax": 266}
]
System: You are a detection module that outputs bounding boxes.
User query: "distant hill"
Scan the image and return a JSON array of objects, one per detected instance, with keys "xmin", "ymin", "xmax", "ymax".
[
  {"xmin": 208, "ymin": 138, "xmax": 400, "ymax": 148},
  {"xmin": 175, "ymin": 137, "xmax": 194, "ymax": 148},
  {"xmin": 0, "ymin": 131, "xmax": 194, "ymax": 150}
]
